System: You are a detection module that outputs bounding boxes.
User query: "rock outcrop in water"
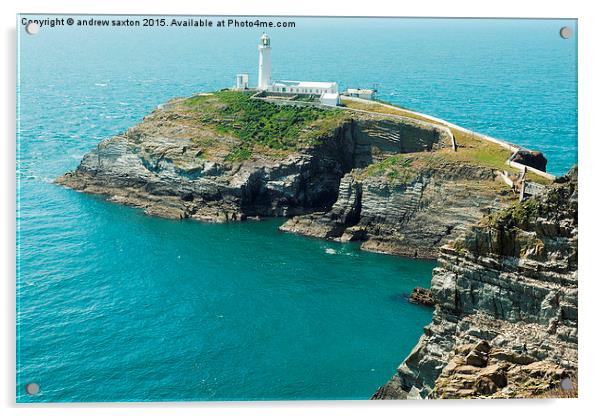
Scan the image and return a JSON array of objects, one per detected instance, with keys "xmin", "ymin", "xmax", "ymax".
[
  {"xmin": 57, "ymin": 90, "xmax": 522, "ymax": 258},
  {"xmin": 373, "ymin": 167, "xmax": 578, "ymax": 399},
  {"xmin": 409, "ymin": 287, "xmax": 435, "ymax": 307}
]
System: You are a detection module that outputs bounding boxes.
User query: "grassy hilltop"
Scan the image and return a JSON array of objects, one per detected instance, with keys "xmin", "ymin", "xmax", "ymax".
[{"xmin": 180, "ymin": 90, "xmax": 349, "ymax": 161}]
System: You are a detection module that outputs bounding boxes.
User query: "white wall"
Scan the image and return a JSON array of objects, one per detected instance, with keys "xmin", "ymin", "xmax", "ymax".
[
  {"xmin": 320, "ymin": 95, "xmax": 340, "ymax": 106},
  {"xmin": 258, "ymin": 46, "xmax": 271, "ymax": 90},
  {"xmin": 268, "ymin": 85, "xmax": 336, "ymax": 95}
]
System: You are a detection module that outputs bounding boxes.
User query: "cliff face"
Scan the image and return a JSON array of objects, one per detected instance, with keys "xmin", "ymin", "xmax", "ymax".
[
  {"xmin": 56, "ymin": 91, "xmax": 573, "ymax": 399},
  {"xmin": 373, "ymin": 167, "xmax": 578, "ymax": 399},
  {"xmin": 280, "ymin": 164, "xmax": 510, "ymax": 258},
  {"xmin": 57, "ymin": 117, "xmax": 357, "ymax": 222},
  {"xmin": 57, "ymin": 92, "xmax": 357, "ymax": 221},
  {"xmin": 57, "ymin": 91, "xmax": 517, "ymax": 258}
]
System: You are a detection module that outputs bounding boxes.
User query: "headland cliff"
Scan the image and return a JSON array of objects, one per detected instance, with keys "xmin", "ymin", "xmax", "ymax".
[{"xmin": 57, "ymin": 90, "xmax": 540, "ymax": 259}]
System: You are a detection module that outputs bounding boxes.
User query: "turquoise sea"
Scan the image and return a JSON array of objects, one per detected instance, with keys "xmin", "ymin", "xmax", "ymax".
[{"xmin": 16, "ymin": 17, "xmax": 577, "ymax": 402}]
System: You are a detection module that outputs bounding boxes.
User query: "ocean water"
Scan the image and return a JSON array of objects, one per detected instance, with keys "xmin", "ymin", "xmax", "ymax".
[{"xmin": 16, "ymin": 17, "xmax": 577, "ymax": 402}]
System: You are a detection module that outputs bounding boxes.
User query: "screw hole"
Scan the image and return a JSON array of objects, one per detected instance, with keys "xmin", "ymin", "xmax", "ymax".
[
  {"xmin": 560, "ymin": 378, "xmax": 573, "ymax": 391},
  {"xmin": 559, "ymin": 26, "xmax": 572, "ymax": 39},
  {"xmin": 25, "ymin": 22, "xmax": 40, "ymax": 35},
  {"xmin": 25, "ymin": 383, "xmax": 40, "ymax": 395}
]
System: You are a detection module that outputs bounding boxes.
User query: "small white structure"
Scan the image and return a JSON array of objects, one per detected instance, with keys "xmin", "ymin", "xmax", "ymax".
[
  {"xmin": 320, "ymin": 92, "xmax": 341, "ymax": 106},
  {"xmin": 258, "ymin": 33, "xmax": 272, "ymax": 90},
  {"xmin": 253, "ymin": 34, "xmax": 340, "ymax": 106},
  {"xmin": 235, "ymin": 73, "xmax": 249, "ymax": 90},
  {"xmin": 345, "ymin": 88, "xmax": 376, "ymax": 100}
]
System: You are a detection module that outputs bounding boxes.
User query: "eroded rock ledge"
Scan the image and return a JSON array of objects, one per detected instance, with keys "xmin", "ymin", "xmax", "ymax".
[{"xmin": 373, "ymin": 167, "xmax": 578, "ymax": 399}]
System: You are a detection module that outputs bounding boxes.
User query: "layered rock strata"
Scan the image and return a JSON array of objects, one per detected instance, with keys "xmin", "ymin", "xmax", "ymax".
[
  {"xmin": 280, "ymin": 164, "xmax": 511, "ymax": 258},
  {"xmin": 373, "ymin": 167, "xmax": 578, "ymax": 399}
]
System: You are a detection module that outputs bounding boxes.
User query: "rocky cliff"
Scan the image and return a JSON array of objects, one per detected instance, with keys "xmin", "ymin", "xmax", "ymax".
[
  {"xmin": 57, "ymin": 90, "xmax": 523, "ymax": 258},
  {"xmin": 57, "ymin": 91, "xmax": 356, "ymax": 221},
  {"xmin": 373, "ymin": 167, "xmax": 578, "ymax": 399},
  {"xmin": 279, "ymin": 162, "xmax": 512, "ymax": 258}
]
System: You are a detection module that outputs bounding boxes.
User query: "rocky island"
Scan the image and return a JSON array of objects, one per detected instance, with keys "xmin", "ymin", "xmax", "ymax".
[
  {"xmin": 56, "ymin": 90, "xmax": 576, "ymax": 399},
  {"xmin": 57, "ymin": 90, "xmax": 545, "ymax": 259}
]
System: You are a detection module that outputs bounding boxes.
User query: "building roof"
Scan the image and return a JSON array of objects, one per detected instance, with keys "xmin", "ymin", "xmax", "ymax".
[{"xmin": 272, "ymin": 80, "xmax": 337, "ymax": 89}]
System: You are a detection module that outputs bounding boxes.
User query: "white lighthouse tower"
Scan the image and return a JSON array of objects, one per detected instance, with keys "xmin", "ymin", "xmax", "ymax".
[{"xmin": 257, "ymin": 33, "xmax": 272, "ymax": 90}]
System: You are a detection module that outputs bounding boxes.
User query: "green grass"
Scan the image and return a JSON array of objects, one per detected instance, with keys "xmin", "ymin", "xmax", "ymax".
[
  {"xmin": 482, "ymin": 197, "xmax": 540, "ymax": 229},
  {"xmin": 182, "ymin": 91, "xmax": 348, "ymax": 160},
  {"xmin": 178, "ymin": 93, "xmax": 552, "ymax": 187},
  {"xmin": 450, "ymin": 239, "xmax": 468, "ymax": 254},
  {"xmin": 358, "ymin": 154, "xmax": 425, "ymax": 184},
  {"xmin": 224, "ymin": 146, "xmax": 253, "ymax": 162}
]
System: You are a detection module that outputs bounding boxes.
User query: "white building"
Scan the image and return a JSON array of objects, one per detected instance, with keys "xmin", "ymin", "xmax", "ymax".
[
  {"xmin": 345, "ymin": 88, "xmax": 376, "ymax": 100},
  {"xmin": 320, "ymin": 93, "xmax": 340, "ymax": 106},
  {"xmin": 235, "ymin": 73, "xmax": 249, "ymax": 90},
  {"xmin": 252, "ymin": 33, "xmax": 340, "ymax": 106},
  {"xmin": 268, "ymin": 80, "xmax": 338, "ymax": 95}
]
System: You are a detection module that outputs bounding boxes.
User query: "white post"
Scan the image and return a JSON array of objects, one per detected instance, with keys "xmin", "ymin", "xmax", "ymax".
[{"xmin": 258, "ymin": 34, "xmax": 272, "ymax": 90}]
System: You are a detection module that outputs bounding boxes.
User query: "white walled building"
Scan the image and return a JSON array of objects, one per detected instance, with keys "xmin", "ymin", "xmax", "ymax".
[
  {"xmin": 268, "ymin": 80, "xmax": 338, "ymax": 95},
  {"xmin": 320, "ymin": 92, "xmax": 340, "ymax": 106},
  {"xmin": 345, "ymin": 88, "xmax": 376, "ymax": 100},
  {"xmin": 235, "ymin": 73, "xmax": 249, "ymax": 90},
  {"xmin": 251, "ymin": 33, "xmax": 340, "ymax": 106}
]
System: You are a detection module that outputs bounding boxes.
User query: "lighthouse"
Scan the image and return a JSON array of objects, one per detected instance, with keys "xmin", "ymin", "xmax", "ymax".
[
  {"xmin": 257, "ymin": 33, "xmax": 272, "ymax": 90},
  {"xmin": 235, "ymin": 34, "xmax": 340, "ymax": 106}
]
